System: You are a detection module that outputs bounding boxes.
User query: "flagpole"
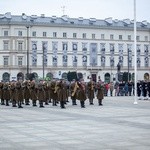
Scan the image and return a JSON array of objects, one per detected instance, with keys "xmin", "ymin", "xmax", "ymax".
[{"xmin": 134, "ymin": 0, "xmax": 138, "ymax": 104}]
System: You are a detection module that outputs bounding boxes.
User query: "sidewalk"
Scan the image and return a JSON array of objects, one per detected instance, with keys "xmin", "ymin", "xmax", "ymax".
[{"xmin": 0, "ymin": 96, "xmax": 150, "ymax": 150}]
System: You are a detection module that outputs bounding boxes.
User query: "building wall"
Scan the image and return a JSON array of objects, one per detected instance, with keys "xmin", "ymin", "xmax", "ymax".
[{"xmin": 0, "ymin": 18, "xmax": 150, "ymax": 82}]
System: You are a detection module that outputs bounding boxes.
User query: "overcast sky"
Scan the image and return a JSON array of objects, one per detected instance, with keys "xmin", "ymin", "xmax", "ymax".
[{"xmin": 1, "ymin": 0, "xmax": 150, "ymax": 22}]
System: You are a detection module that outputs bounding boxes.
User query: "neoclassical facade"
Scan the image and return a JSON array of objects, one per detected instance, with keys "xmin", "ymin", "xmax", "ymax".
[{"xmin": 0, "ymin": 12, "xmax": 150, "ymax": 82}]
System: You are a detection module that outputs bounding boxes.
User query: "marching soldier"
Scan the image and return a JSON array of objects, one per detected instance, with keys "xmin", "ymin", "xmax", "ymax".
[
  {"xmin": 15, "ymin": 80, "xmax": 24, "ymax": 108},
  {"xmin": 3, "ymin": 82, "xmax": 10, "ymax": 106},
  {"xmin": 87, "ymin": 78, "xmax": 95, "ymax": 105},
  {"xmin": 0, "ymin": 81, "xmax": 4, "ymax": 105},
  {"xmin": 10, "ymin": 81, "xmax": 17, "ymax": 107},
  {"xmin": 37, "ymin": 81, "xmax": 45, "ymax": 108},
  {"xmin": 57, "ymin": 79, "xmax": 66, "ymax": 109},
  {"xmin": 77, "ymin": 80, "xmax": 86, "ymax": 108},
  {"xmin": 70, "ymin": 79, "xmax": 78, "ymax": 105},
  {"xmin": 96, "ymin": 80, "xmax": 104, "ymax": 106},
  {"xmin": 29, "ymin": 80, "xmax": 38, "ymax": 106}
]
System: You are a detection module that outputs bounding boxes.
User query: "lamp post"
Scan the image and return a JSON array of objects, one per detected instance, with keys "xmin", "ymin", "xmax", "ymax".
[
  {"xmin": 43, "ymin": 46, "xmax": 45, "ymax": 79},
  {"xmin": 128, "ymin": 48, "xmax": 130, "ymax": 82},
  {"xmin": 134, "ymin": 0, "xmax": 138, "ymax": 104},
  {"xmin": 26, "ymin": 26, "xmax": 29, "ymax": 80}
]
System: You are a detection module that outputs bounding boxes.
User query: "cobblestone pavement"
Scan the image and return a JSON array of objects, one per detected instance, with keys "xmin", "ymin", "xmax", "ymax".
[{"xmin": 0, "ymin": 96, "xmax": 150, "ymax": 150}]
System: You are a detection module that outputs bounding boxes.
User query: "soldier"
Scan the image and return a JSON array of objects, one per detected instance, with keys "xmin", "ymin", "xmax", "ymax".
[
  {"xmin": 0, "ymin": 81, "xmax": 4, "ymax": 105},
  {"xmin": 96, "ymin": 80, "xmax": 104, "ymax": 106},
  {"xmin": 50, "ymin": 79, "xmax": 58, "ymax": 106},
  {"xmin": 70, "ymin": 79, "xmax": 78, "ymax": 105},
  {"xmin": 15, "ymin": 81, "xmax": 24, "ymax": 108},
  {"xmin": 37, "ymin": 81, "xmax": 45, "ymax": 108},
  {"xmin": 22, "ymin": 80, "xmax": 31, "ymax": 105},
  {"xmin": 3, "ymin": 82, "xmax": 10, "ymax": 106},
  {"xmin": 77, "ymin": 80, "xmax": 86, "ymax": 108},
  {"xmin": 87, "ymin": 78, "xmax": 95, "ymax": 105},
  {"xmin": 78, "ymin": 80, "xmax": 86, "ymax": 108},
  {"xmin": 10, "ymin": 81, "xmax": 17, "ymax": 107},
  {"xmin": 43, "ymin": 81, "xmax": 49, "ymax": 105},
  {"xmin": 57, "ymin": 79, "xmax": 66, "ymax": 109},
  {"xmin": 29, "ymin": 80, "xmax": 37, "ymax": 106}
]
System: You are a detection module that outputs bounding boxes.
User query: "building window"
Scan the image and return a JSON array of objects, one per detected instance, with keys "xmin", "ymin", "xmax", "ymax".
[
  {"xmin": 4, "ymin": 31, "xmax": 8, "ymax": 36},
  {"xmin": 63, "ymin": 32, "xmax": 67, "ymax": 38},
  {"xmin": 32, "ymin": 31, "xmax": 36, "ymax": 37},
  {"xmin": 128, "ymin": 35, "xmax": 131, "ymax": 40},
  {"xmin": 18, "ymin": 57, "xmax": 23, "ymax": 66},
  {"xmin": 101, "ymin": 34, "xmax": 105, "ymax": 39},
  {"xmin": 145, "ymin": 36, "xmax": 148, "ymax": 41},
  {"xmin": 18, "ymin": 31, "xmax": 22, "ymax": 36},
  {"xmin": 119, "ymin": 35, "xmax": 122, "ymax": 40},
  {"xmin": 110, "ymin": 34, "xmax": 114, "ymax": 40},
  {"xmin": 73, "ymin": 33, "xmax": 77, "ymax": 38},
  {"xmin": 53, "ymin": 32, "xmax": 57, "ymax": 38},
  {"xmin": 82, "ymin": 33, "xmax": 86, "ymax": 39},
  {"xmin": 43, "ymin": 32, "xmax": 47, "ymax": 37},
  {"xmin": 3, "ymin": 57, "xmax": 9, "ymax": 66},
  {"xmin": 136, "ymin": 36, "xmax": 140, "ymax": 41},
  {"xmin": 18, "ymin": 41, "xmax": 23, "ymax": 51},
  {"xmin": 3, "ymin": 41, "xmax": 9, "ymax": 50},
  {"xmin": 92, "ymin": 34, "xmax": 95, "ymax": 39}
]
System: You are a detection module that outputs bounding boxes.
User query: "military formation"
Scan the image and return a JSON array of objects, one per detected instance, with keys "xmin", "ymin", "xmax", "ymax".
[{"xmin": 0, "ymin": 78, "xmax": 105, "ymax": 109}]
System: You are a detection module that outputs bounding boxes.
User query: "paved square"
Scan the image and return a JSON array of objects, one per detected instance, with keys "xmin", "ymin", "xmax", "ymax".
[{"xmin": 0, "ymin": 96, "xmax": 150, "ymax": 150}]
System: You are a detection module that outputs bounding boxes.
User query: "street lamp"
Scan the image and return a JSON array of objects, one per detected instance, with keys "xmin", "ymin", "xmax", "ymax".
[
  {"xmin": 26, "ymin": 26, "xmax": 29, "ymax": 80},
  {"xmin": 134, "ymin": 0, "xmax": 138, "ymax": 104}
]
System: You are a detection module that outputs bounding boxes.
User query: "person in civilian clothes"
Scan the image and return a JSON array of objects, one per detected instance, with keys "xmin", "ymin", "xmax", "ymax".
[
  {"xmin": 147, "ymin": 81, "xmax": 150, "ymax": 100},
  {"xmin": 0, "ymin": 82, "xmax": 4, "ymax": 105}
]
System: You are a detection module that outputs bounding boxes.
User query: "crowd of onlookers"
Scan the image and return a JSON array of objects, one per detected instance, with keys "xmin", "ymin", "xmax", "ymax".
[{"xmin": 103, "ymin": 80, "xmax": 150, "ymax": 100}]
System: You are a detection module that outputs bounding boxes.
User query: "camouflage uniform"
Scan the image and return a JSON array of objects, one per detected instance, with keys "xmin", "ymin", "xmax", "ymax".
[
  {"xmin": 96, "ymin": 81, "xmax": 104, "ymax": 106},
  {"xmin": 29, "ymin": 81, "xmax": 37, "ymax": 106},
  {"xmin": 10, "ymin": 82, "xmax": 17, "ymax": 107},
  {"xmin": 3, "ymin": 82, "xmax": 10, "ymax": 106}
]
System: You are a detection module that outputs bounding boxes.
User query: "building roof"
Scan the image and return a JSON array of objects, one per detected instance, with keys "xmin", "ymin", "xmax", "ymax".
[{"xmin": 0, "ymin": 12, "xmax": 149, "ymax": 30}]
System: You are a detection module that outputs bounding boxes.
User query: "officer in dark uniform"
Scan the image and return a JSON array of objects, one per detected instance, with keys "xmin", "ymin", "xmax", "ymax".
[
  {"xmin": 0, "ymin": 82, "xmax": 4, "ymax": 105},
  {"xmin": 142, "ymin": 80, "xmax": 148, "ymax": 100},
  {"xmin": 137, "ymin": 80, "xmax": 142, "ymax": 99}
]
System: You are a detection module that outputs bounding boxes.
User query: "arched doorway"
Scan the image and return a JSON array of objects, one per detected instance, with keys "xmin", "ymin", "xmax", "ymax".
[
  {"xmin": 62, "ymin": 72, "xmax": 68, "ymax": 80},
  {"xmin": 144, "ymin": 73, "xmax": 149, "ymax": 81},
  {"xmin": 46, "ymin": 72, "xmax": 53, "ymax": 80},
  {"xmin": 104, "ymin": 73, "xmax": 110, "ymax": 83},
  {"xmin": 17, "ymin": 72, "xmax": 24, "ymax": 81},
  {"xmin": 32, "ymin": 72, "xmax": 38, "ymax": 79},
  {"xmin": 2, "ymin": 72, "xmax": 10, "ymax": 82},
  {"xmin": 77, "ymin": 72, "xmax": 83, "ymax": 80}
]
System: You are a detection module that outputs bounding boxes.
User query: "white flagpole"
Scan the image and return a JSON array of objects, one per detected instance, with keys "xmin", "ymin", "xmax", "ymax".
[{"xmin": 134, "ymin": 0, "xmax": 138, "ymax": 104}]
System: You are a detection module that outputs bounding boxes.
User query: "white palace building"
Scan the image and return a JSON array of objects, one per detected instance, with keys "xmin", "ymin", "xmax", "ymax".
[{"xmin": 0, "ymin": 12, "xmax": 150, "ymax": 82}]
